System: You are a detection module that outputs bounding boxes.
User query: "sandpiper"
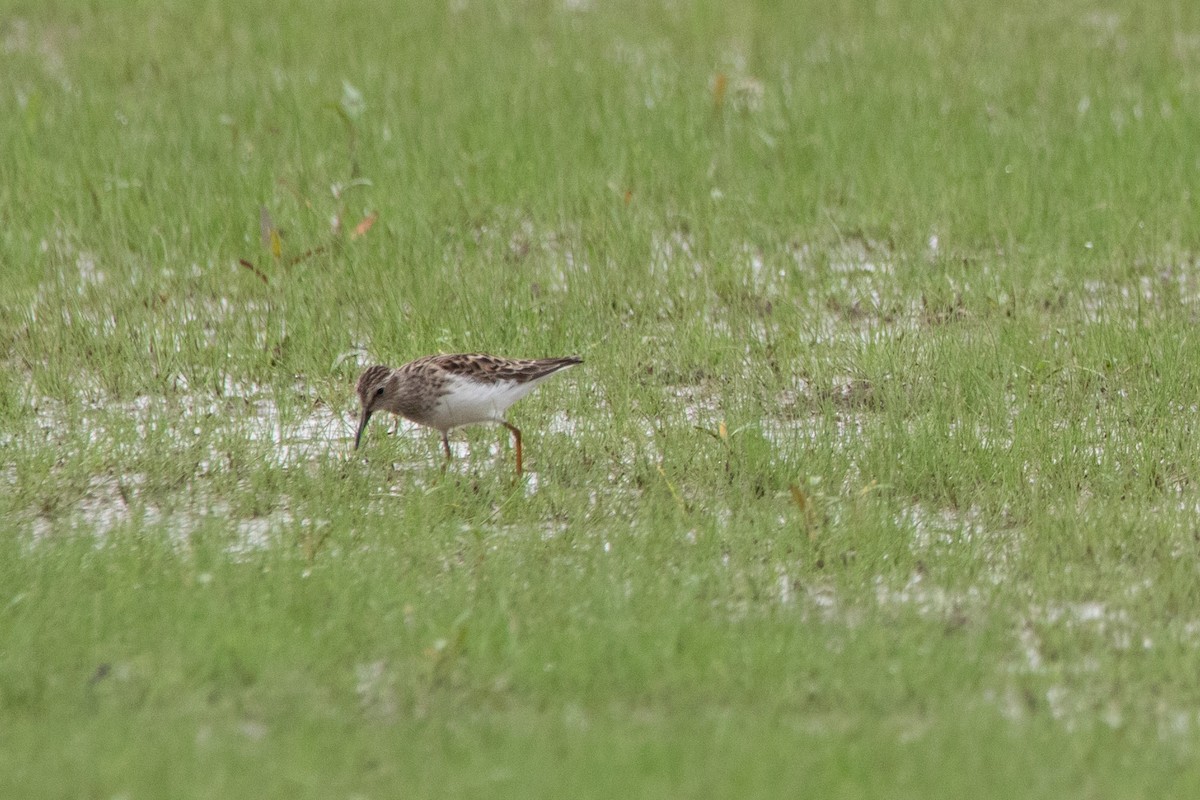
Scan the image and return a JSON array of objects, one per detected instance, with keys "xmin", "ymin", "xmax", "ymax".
[{"xmin": 354, "ymin": 353, "xmax": 582, "ymax": 475}]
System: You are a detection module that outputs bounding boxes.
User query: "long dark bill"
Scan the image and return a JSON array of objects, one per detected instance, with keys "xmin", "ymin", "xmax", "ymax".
[{"xmin": 354, "ymin": 408, "xmax": 373, "ymax": 450}]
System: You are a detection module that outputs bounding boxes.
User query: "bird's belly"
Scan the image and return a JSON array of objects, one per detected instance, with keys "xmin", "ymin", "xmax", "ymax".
[{"xmin": 413, "ymin": 376, "xmax": 538, "ymax": 431}]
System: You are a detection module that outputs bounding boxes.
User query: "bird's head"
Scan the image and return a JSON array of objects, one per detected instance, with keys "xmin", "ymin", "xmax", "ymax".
[{"xmin": 354, "ymin": 365, "xmax": 394, "ymax": 449}]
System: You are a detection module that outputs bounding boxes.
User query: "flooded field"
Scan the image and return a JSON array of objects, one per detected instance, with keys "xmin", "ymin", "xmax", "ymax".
[{"xmin": 8, "ymin": 1, "xmax": 1200, "ymax": 796}]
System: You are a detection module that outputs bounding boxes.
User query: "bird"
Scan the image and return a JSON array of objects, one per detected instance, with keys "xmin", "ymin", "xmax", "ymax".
[{"xmin": 354, "ymin": 353, "xmax": 582, "ymax": 475}]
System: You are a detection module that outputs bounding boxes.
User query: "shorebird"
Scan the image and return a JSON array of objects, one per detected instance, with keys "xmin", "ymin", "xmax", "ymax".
[{"xmin": 354, "ymin": 353, "xmax": 582, "ymax": 475}]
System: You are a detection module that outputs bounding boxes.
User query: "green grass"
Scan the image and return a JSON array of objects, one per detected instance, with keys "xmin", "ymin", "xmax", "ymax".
[{"xmin": 5, "ymin": 0, "xmax": 1200, "ymax": 796}]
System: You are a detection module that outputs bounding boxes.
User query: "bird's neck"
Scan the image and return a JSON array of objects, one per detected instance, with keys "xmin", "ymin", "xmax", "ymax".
[{"xmin": 386, "ymin": 370, "xmax": 434, "ymax": 417}]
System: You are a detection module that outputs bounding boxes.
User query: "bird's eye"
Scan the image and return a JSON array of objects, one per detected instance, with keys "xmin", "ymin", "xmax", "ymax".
[{"xmin": 375, "ymin": 387, "xmax": 384, "ymax": 396}]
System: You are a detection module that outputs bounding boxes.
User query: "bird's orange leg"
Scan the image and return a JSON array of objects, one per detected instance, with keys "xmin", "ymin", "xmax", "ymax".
[{"xmin": 502, "ymin": 422, "xmax": 523, "ymax": 475}]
